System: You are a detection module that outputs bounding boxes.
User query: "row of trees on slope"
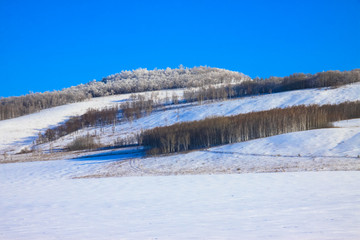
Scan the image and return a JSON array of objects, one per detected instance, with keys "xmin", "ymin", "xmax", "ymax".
[
  {"xmin": 0, "ymin": 89, "xmax": 90, "ymax": 120},
  {"xmin": 36, "ymin": 106, "xmax": 119, "ymax": 144},
  {"xmin": 0, "ymin": 66, "xmax": 248, "ymax": 121},
  {"xmin": 141, "ymin": 101, "xmax": 360, "ymax": 155}
]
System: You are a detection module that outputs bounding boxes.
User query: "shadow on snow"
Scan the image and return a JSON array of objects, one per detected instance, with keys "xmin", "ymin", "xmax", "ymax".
[{"xmin": 70, "ymin": 146, "xmax": 145, "ymax": 164}]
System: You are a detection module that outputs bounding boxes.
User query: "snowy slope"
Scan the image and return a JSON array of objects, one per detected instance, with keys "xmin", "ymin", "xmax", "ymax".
[
  {"xmin": 41, "ymin": 82, "xmax": 360, "ymax": 151},
  {"xmin": 78, "ymin": 119, "xmax": 359, "ymax": 177},
  {"xmin": 212, "ymin": 119, "xmax": 360, "ymax": 158},
  {"xmin": 1, "ymin": 82, "xmax": 360, "ymax": 154},
  {"xmin": 0, "ymin": 88, "xmax": 184, "ymax": 154}
]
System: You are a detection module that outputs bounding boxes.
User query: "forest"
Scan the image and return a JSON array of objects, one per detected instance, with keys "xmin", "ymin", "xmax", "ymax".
[{"xmin": 141, "ymin": 101, "xmax": 360, "ymax": 155}]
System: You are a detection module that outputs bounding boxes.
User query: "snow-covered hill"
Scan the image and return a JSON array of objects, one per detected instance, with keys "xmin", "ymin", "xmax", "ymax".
[
  {"xmin": 39, "ymin": 82, "xmax": 360, "ymax": 153},
  {"xmin": 1, "ymin": 82, "xmax": 360, "ymax": 154}
]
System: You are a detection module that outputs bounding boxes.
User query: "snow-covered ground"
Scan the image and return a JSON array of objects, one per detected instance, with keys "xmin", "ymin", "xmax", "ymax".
[{"xmin": 0, "ymin": 160, "xmax": 359, "ymax": 239}]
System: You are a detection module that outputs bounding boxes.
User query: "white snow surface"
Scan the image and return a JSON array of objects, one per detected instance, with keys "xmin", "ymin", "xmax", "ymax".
[{"xmin": 1, "ymin": 159, "xmax": 359, "ymax": 239}]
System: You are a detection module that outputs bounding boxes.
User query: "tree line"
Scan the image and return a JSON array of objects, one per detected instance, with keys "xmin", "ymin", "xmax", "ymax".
[
  {"xmin": 0, "ymin": 89, "xmax": 89, "ymax": 121},
  {"xmin": 141, "ymin": 101, "xmax": 360, "ymax": 155},
  {"xmin": 184, "ymin": 69, "xmax": 360, "ymax": 102}
]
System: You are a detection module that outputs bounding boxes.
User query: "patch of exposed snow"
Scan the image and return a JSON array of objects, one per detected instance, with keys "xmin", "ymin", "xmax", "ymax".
[{"xmin": 333, "ymin": 119, "xmax": 360, "ymax": 128}]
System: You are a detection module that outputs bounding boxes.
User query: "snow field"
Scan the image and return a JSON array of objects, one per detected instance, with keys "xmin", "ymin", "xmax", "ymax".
[{"xmin": 1, "ymin": 166, "xmax": 359, "ymax": 239}]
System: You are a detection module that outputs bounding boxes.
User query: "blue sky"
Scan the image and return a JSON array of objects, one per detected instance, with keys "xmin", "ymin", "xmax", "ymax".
[{"xmin": 1, "ymin": 0, "xmax": 359, "ymax": 97}]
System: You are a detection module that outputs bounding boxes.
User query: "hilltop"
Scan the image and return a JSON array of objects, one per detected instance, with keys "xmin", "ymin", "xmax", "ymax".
[{"xmin": 0, "ymin": 66, "xmax": 249, "ymax": 120}]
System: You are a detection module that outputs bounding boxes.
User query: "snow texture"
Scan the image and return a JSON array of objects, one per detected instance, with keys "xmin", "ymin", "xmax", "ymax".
[{"xmin": 0, "ymin": 161, "xmax": 359, "ymax": 239}]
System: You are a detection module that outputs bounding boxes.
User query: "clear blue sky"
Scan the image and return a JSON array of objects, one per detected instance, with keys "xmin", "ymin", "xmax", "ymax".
[{"xmin": 1, "ymin": 0, "xmax": 359, "ymax": 97}]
